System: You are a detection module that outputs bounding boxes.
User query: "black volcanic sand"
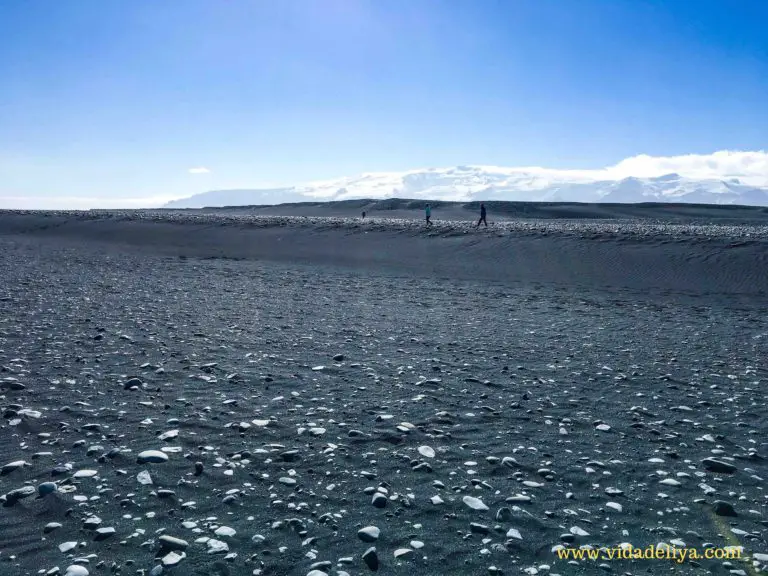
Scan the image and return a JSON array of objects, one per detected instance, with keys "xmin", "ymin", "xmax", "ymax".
[
  {"xmin": 1, "ymin": 209, "xmax": 767, "ymax": 298},
  {"xmin": 0, "ymin": 210, "xmax": 767, "ymax": 576},
  {"xmin": 172, "ymin": 198, "xmax": 768, "ymax": 223}
]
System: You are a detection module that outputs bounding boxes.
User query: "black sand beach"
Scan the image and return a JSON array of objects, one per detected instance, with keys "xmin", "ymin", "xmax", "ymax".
[{"xmin": 0, "ymin": 205, "xmax": 766, "ymax": 576}]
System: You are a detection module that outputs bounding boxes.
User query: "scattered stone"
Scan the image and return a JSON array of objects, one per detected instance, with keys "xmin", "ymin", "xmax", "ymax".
[
  {"xmin": 83, "ymin": 516, "xmax": 102, "ymax": 529},
  {"xmin": 1, "ymin": 460, "xmax": 29, "ymax": 475},
  {"xmin": 136, "ymin": 450, "xmax": 169, "ymax": 464},
  {"xmin": 38, "ymin": 482, "xmax": 58, "ymax": 497},
  {"xmin": 371, "ymin": 493, "xmax": 387, "ymax": 508},
  {"xmin": 158, "ymin": 429, "xmax": 179, "ymax": 441},
  {"xmin": 59, "ymin": 542, "xmax": 78, "ymax": 553},
  {"xmin": 162, "ymin": 551, "xmax": 185, "ymax": 566},
  {"xmin": 207, "ymin": 539, "xmax": 229, "ymax": 554},
  {"xmin": 713, "ymin": 501, "xmax": 737, "ymax": 517},
  {"xmin": 358, "ymin": 526, "xmax": 380, "ymax": 542},
  {"xmin": 3, "ymin": 485, "xmax": 36, "ymax": 505},
  {"xmin": 214, "ymin": 526, "xmax": 236, "ymax": 538},
  {"xmin": 418, "ymin": 446, "xmax": 436, "ymax": 458},
  {"xmin": 463, "ymin": 496, "xmax": 489, "ymax": 511},
  {"xmin": 660, "ymin": 478, "xmax": 681, "ymax": 486},
  {"xmin": 362, "ymin": 547, "xmax": 379, "ymax": 571},
  {"xmin": 94, "ymin": 527, "xmax": 116, "ymax": 541},
  {"xmin": 136, "ymin": 471, "xmax": 153, "ymax": 485},
  {"xmin": 702, "ymin": 458, "xmax": 737, "ymax": 474},
  {"xmin": 470, "ymin": 522, "xmax": 490, "ymax": 534},
  {"xmin": 158, "ymin": 535, "xmax": 189, "ymax": 551}
]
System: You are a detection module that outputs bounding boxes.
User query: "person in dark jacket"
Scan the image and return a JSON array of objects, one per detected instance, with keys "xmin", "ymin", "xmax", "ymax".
[
  {"xmin": 476, "ymin": 203, "xmax": 487, "ymax": 227},
  {"xmin": 425, "ymin": 204, "xmax": 432, "ymax": 226}
]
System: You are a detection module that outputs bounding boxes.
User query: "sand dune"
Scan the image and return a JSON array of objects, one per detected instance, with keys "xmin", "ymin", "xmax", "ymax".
[
  {"xmin": 162, "ymin": 197, "xmax": 768, "ymax": 222},
  {"xmin": 1, "ymin": 207, "xmax": 767, "ymax": 298}
]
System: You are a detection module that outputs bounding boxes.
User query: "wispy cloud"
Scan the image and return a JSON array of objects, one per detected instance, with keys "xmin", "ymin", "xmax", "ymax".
[{"xmin": 188, "ymin": 167, "xmax": 211, "ymax": 174}]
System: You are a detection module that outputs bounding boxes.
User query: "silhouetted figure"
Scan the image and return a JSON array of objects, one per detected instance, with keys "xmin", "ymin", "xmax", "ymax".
[
  {"xmin": 476, "ymin": 203, "xmax": 487, "ymax": 228},
  {"xmin": 425, "ymin": 204, "xmax": 432, "ymax": 226},
  {"xmin": 362, "ymin": 211, "xmax": 366, "ymax": 219}
]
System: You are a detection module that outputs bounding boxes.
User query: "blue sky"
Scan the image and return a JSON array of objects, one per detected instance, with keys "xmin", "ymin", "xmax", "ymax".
[{"xmin": 1, "ymin": 0, "xmax": 766, "ymax": 207}]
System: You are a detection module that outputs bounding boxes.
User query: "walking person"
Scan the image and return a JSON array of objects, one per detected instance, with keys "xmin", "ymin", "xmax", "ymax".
[
  {"xmin": 476, "ymin": 202, "xmax": 487, "ymax": 228},
  {"xmin": 425, "ymin": 203, "xmax": 432, "ymax": 226},
  {"xmin": 361, "ymin": 210, "xmax": 366, "ymax": 219}
]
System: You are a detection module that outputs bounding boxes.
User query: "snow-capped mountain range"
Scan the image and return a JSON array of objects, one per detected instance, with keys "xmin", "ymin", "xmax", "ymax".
[{"xmin": 165, "ymin": 165, "xmax": 768, "ymax": 209}]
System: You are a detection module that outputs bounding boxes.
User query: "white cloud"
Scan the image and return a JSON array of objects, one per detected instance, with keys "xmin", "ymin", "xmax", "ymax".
[
  {"xmin": 188, "ymin": 167, "xmax": 211, "ymax": 174},
  {"xmin": 603, "ymin": 150, "xmax": 768, "ymax": 186},
  {"xmin": 464, "ymin": 150, "xmax": 768, "ymax": 188}
]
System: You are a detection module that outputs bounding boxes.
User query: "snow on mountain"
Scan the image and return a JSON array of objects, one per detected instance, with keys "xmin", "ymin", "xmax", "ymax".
[{"xmin": 164, "ymin": 165, "xmax": 768, "ymax": 208}]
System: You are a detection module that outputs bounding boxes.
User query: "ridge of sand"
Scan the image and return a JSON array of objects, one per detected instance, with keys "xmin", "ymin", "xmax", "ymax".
[{"xmin": 0, "ymin": 210, "xmax": 767, "ymax": 299}]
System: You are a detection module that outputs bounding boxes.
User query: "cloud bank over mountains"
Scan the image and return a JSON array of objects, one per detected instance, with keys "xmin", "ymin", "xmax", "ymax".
[
  {"xmin": 166, "ymin": 150, "xmax": 768, "ymax": 209},
  {"xmin": 598, "ymin": 150, "xmax": 767, "ymax": 185},
  {"xmin": 2, "ymin": 151, "xmax": 767, "ymax": 209}
]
